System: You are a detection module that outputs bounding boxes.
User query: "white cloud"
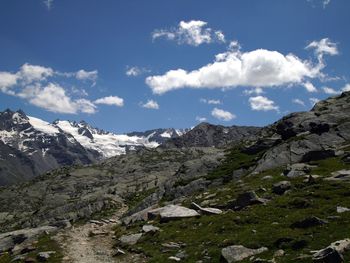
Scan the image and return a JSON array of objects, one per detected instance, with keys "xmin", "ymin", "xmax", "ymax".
[
  {"xmin": 18, "ymin": 83, "xmax": 96, "ymax": 114},
  {"xmin": 200, "ymin": 98, "xmax": 221, "ymax": 105},
  {"xmin": 342, "ymin": 84, "xmax": 350, "ymax": 92},
  {"xmin": 43, "ymin": 0, "xmax": 53, "ymax": 10},
  {"xmin": 141, "ymin": 100, "xmax": 159, "ymax": 110},
  {"xmin": 310, "ymin": 97, "xmax": 320, "ymax": 106},
  {"xmin": 152, "ymin": 20, "xmax": 225, "ymax": 46},
  {"xmin": 249, "ymin": 96, "xmax": 279, "ymax": 111},
  {"xmin": 306, "ymin": 38, "xmax": 338, "ymax": 60},
  {"xmin": 303, "ymin": 81, "xmax": 318, "ymax": 92},
  {"xmin": 292, "ymin": 98, "xmax": 306, "ymax": 106},
  {"xmin": 196, "ymin": 116, "xmax": 207, "ymax": 122},
  {"xmin": 94, "ymin": 96, "xmax": 124, "ymax": 107},
  {"xmin": 146, "ymin": 41, "xmax": 326, "ymax": 94},
  {"xmin": 0, "ymin": 63, "xmax": 120, "ymax": 114},
  {"xmin": 243, "ymin": 87, "xmax": 264, "ymax": 95},
  {"xmin": 19, "ymin": 63, "xmax": 53, "ymax": 84},
  {"xmin": 75, "ymin": 70, "xmax": 98, "ymax": 85},
  {"xmin": 0, "ymin": 72, "xmax": 18, "ymax": 92},
  {"xmin": 322, "ymin": 86, "xmax": 340, "ymax": 95},
  {"xmin": 126, "ymin": 66, "xmax": 149, "ymax": 77},
  {"xmin": 211, "ymin": 108, "xmax": 235, "ymax": 121}
]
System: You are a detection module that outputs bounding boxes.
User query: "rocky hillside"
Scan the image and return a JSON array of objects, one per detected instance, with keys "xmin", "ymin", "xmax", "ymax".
[
  {"xmin": 0, "ymin": 92, "xmax": 350, "ymax": 263},
  {"xmin": 161, "ymin": 122, "xmax": 261, "ymax": 148}
]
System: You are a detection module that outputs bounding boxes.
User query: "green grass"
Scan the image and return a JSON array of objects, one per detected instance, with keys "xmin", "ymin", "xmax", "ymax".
[
  {"xmin": 120, "ymin": 155, "xmax": 350, "ymax": 262},
  {"xmin": 205, "ymin": 147, "xmax": 263, "ymax": 181},
  {"xmin": 124, "ymin": 187, "xmax": 157, "ymax": 211}
]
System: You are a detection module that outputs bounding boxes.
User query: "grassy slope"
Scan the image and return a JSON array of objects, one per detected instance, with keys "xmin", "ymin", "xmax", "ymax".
[{"xmin": 116, "ymin": 155, "xmax": 350, "ymax": 262}]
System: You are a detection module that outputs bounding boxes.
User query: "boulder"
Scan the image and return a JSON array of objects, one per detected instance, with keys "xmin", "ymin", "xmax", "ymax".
[
  {"xmin": 221, "ymin": 245, "xmax": 268, "ymax": 262},
  {"xmin": 148, "ymin": 205, "xmax": 200, "ymax": 222},
  {"xmin": 326, "ymin": 170, "xmax": 350, "ymax": 182},
  {"xmin": 142, "ymin": 225, "xmax": 160, "ymax": 233},
  {"xmin": 336, "ymin": 206, "xmax": 350, "ymax": 213},
  {"xmin": 312, "ymin": 247, "xmax": 343, "ymax": 263},
  {"xmin": 37, "ymin": 251, "xmax": 56, "ymax": 261},
  {"xmin": 231, "ymin": 191, "xmax": 266, "ymax": 210},
  {"xmin": 291, "ymin": 216, "xmax": 327, "ymax": 228},
  {"xmin": 118, "ymin": 233, "xmax": 142, "ymax": 246},
  {"xmin": 191, "ymin": 202, "xmax": 223, "ymax": 215},
  {"xmin": 272, "ymin": 181, "xmax": 291, "ymax": 195}
]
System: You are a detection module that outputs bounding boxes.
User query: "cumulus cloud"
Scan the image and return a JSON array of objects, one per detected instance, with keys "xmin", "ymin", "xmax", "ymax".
[
  {"xmin": 303, "ymin": 81, "xmax": 318, "ymax": 92},
  {"xmin": 18, "ymin": 83, "xmax": 96, "ymax": 114},
  {"xmin": 249, "ymin": 96, "xmax": 279, "ymax": 111},
  {"xmin": 146, "ymin": 39, "xmax": 334, "ymax": 95},
  {"xmin": 322, "ymin": 86, "xmax": 340, "ymax": 95},
  {"xmin": 140, "ymin": 100, "xmax": 159, "ymax": 109},
  {"xmin": 152, "ymin": 20, "xmax": 225, "ymax": 46},
  {"xmin": 126, "ymin": 66, "xmax": 150, "ymax": 77},
  {"xmin": 292, "ymin": 98, "xmax": 306, "ymax": 106},
  {"xmin": 94, "ymin": 96, "xmax": 124, "ymax": 107},
  {"xmin": 243, "ymin": 87, "xmax": 264, "ymax": 95},
  {"xmin": 75, "ymin": 70, "xmax": 98, "ymax": 86},
  {"xmin": 196, "ymin": 116, "xmax": 207, "ymax": 122},
  {"xmin": 0, "ymin": 63, "xmax": 121, "ymax": 114},
  {"xmin": 211, "ymin": 108, "xmax": 236, "ymax": 121},
  {"xmin": 200, "ymin": 98, "xmax": 221, "ymax": 105}
]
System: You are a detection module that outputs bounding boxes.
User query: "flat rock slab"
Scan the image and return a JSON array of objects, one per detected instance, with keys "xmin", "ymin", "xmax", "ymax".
[
  {"xmin": 118, "ymin": 233, "xmax": 142, "ymax": 246},
  {"xmin": 148, "ymin": 205, "xmax": 200, "ymax": 222},
  {"xmin": 191, "ymin": 202, "xmax": 223, "ymax": 215},
  {"xmin": 221, "ymin": 245, "xmax": 268, "ymax": 262}
]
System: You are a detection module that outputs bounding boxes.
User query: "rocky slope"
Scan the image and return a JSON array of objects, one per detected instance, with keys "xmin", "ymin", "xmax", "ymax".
[
  {"xmin": 0, "ymin": 92, "xmax": 350, "ymax": 262},
  {"xmin": 161, "ymin": 122, "xmax": 260, "ymax": 149}
]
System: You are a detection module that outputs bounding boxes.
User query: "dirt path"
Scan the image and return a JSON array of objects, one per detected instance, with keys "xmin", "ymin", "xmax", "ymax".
[{"xmin": 54, "ymin": 206, "xmax": 146, "ymax": 263}]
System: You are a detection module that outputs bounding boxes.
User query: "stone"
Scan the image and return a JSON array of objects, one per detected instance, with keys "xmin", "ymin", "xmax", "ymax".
[
  {"xmin": 118, "ymin": 233, "xmax": 142, "ymax": 246},
  {"xmin": 37, "ymin": 251, "xmax": 55, "ymax": 261},
  {"xmin": 262, "ymin": 175, "xmax": 273, "ymax": 180},
  {"xmin": 232, "ymin": 191, "xmax": 266, "ymax": 210},
  {"xmin": 290, "ymin": 216, "xmax": 327, "ymax": 228},
  {"xmin": 142, "ymin": 225, "xmax": 160, "ymax": 233},
  {"xmin": 161, "ymin": 242, "xmax": 185, "ymax": 249},
  {"xmin": 24, "ymin": 257, "xmax": 36, "ymax": 263},
  {"xmin": 191, "ymin": 202, "xmax": 223, "ymax": 215},
  {"xmin": 273, "ymin": 249, "xmax": 285, "ymax": 257},
  {"xmin": 113, "ymin": 248, "xmax": 126, "ymax": 256},
  {"xmin": 312, "ymin": 247, "xmax": 343, "ymax": 263},
  {"xmin": 221, "ymin": 245, "xmax": 268, "ymax": 262},
  {"xmin": 336, "ymin": 206, "xmax": 350, "ymax": 213},
  {"xmin": 148, "ymin": 205, "xmax": 200, "ymax": 222},
  {"xmin": 326, "ymin": 170, "xmax": 350, "ymax": 181},
  {"xmin": 89, "ymin": 220, "xmax": 104, "ymax": 226},
  {"xmin": 169, "ymin": 256, "xmax": 181, "ymax": 261},
  {"xmin": 272, "ymin": 181, "xmax": 291, "ymax": 195}
]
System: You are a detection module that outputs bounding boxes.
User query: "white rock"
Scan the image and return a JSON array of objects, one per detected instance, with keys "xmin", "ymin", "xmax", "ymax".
[{"xmin": 336, "ymin": 206, "xmax": 350, "ymax": 213}]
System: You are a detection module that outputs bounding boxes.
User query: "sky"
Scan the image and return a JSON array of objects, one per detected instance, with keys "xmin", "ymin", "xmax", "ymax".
[{"xmin": 0, "ymin": 0, "xmax": 350, "ymax": 133}]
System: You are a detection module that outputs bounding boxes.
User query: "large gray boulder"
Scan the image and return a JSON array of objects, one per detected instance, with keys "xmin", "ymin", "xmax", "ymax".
[
  {"xmin": 148, "ymin": 205, "xmax": 200, "ymax": 222},
  {"xmin": 221, "ymin": 245, "xmax": 268, "ymax": 262},
  {"xmin": 118, "ymin": 233, "xmax": 143, "ymax": 246}
]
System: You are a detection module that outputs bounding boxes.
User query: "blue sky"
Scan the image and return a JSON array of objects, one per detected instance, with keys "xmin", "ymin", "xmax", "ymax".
[{"xmin": 0, "ymin": 0, "xmax": 350, "ymax": 133}]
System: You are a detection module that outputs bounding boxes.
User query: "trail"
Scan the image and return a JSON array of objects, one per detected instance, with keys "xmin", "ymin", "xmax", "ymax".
[{"xmin": 54, "ymin": 206, "xmax": 146, "ymax": 263}]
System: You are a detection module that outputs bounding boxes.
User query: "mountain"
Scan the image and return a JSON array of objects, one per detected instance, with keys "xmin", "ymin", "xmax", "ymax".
[
  {"xmin": 161, "ymin": 122, "xmax": 261, "ymax": 148},
  {"xmin": 0, "ymin": 93, "xmax": 350, "ymax": 262},
  {"xmin": 0, "ymin": 109, "xmax": 188, "ymax": 185}
]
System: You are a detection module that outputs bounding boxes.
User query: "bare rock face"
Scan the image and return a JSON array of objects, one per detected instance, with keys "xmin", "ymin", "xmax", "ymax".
[{"xmin": 221, "ymin": 245, "xmax": 268, "ymax": 262}]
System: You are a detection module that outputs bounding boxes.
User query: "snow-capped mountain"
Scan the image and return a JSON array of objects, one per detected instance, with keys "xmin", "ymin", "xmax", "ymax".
[{"xmin": 0, "ymin": 109, "xmax": 188, "ymax": 185}]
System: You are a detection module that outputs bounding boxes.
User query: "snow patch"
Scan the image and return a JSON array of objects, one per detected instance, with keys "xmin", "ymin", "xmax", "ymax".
[{"xmin": 28, "ymin": 116, "xmax": 59, "ymax": 135}]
